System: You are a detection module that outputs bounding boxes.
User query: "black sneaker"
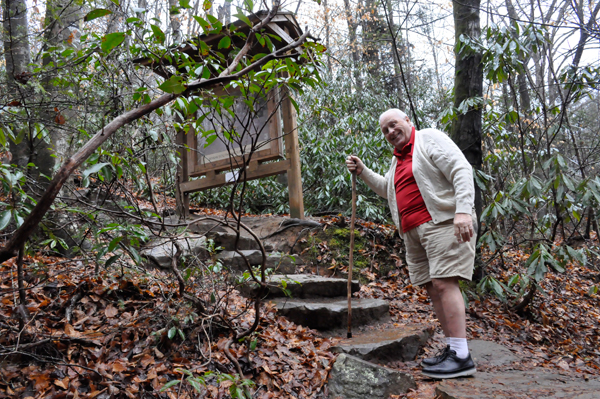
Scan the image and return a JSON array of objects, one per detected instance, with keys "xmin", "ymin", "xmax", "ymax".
[
  {"xmin": 421, "ymin": 349, "xmax": 476, "ymax": 379},
  {"xmin": 420, "ymin": 345, "xmax": 451, "ymax": 367}
]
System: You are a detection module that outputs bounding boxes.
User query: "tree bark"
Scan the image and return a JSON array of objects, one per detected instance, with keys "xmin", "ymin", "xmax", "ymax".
[
  {"xmin": 504, "ymin": 0, "xmax": 531, "ymax": 112},
  {"xmin": 343, "ymin": 0, "xmax": 362, "ymax": 91},
  {"xmin": 2, "ymin": 0, "xmax": 31, "ymax": 91},
  {"xmin": 323, "ymin": 0, "xmax": 332, "ymax": 72},
  {"xmin": 42, "ymin": 0, "xmax": 84, "ymax": 166},
  {"xmin": 169, "ymin": 0, "xmax": 182, "ymax": 43},
  {"xmin": 361, "ymin": 0, "xmax": 381, "ymax": 74},
  {"xmin": 2, "ymin": 0, "xmax": 55, "ymax": 193},
  {"xmin": 451, "ymin": 0, "xmax": 483, "ymax": 224}
]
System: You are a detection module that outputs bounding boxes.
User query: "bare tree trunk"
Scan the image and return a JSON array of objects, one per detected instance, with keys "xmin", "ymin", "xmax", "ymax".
[
  {"xmin": 106, "ymin": 2, "xmax": 119, "ymax": 34},
  {"xmin": 169, "ymin": 0, "xmax": 182, "ymax": 43},
  {"xmin": 3, "ymin": 0, "xmax": 34, "ymax": 169},
  {"xmin": 217, "ymin": 0, "xmax": 232, "ymax": 25},
  {"xmin": 504, "ymin": 0, "xmax": 531, "ymax": 112},
  {"xmin": 343, "ymin": 0, "xmax": 362, "ymax": 91},
  {"xmin": 42, "ymin": 0, "xmax": 83, "ymax": 166},
  {"xmin": 2, "ymin": 0, "xmax": 31, "ymax": 92},
  {"xmin": 451, "ymin": 0, "xmax": 483, "ymax": 224},
  {"xmin": 382, "ymin": 2, "xmax": 419, "ymax": 128},
  {"xmin": 135, "ymin": 0, "xmax": 147, "ymax": 38},
  {"xmin": 361, "ymin": 0, "xmax": 381, "ymax": 75},
  {"xmin": 323, "ymin": 0, "xmax": 332, "ymax": 72},
  {"xmin": 3, "ymin": 0, "xmax": 56, "ymax": 195},
  {"xmin": 188, "ymin": 0, "xmax": 200, "ymax": 36},
  {"xmin": 571, "ymin": 1, "xmax": 600, "ymax": 70}
]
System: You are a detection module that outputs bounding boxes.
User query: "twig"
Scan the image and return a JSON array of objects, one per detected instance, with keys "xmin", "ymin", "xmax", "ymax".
[
  {"xmin": 170, "ymin": 241, "xmax": 186, "ymax": 296},
  {"xmin": 16, "ymin": 243, "xmax": 29, "ymax": 331},
  {"xmin": 223, "ymin": 338, "xmax": 245, "ymax": 377},
  {"xmin": 66, "ymin": 291, "xmax": 85, "ymax": 323}
]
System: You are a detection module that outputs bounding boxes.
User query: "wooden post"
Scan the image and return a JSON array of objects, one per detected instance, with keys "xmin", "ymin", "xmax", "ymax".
[
  {"xmin": 347, "ymin": 172, "xmax": 357, "ymax": 338},
  {"xmin": 281, "ymin": 88, "xmax": 304, "ymax": 219},
  {"xmin": 175, "ymin": 116, "xmax": 190, "ymax": 218}
]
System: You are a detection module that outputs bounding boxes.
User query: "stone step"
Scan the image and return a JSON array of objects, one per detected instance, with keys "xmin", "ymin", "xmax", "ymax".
[
  {"xmin": 216, "ymin": 251, "xmax": 301, "ymax": 274},
  {"xmin": 239, "ymin": 274, "xmax": 360, "ymax": 298},
  {"xmin": 331, "ymin": 325, "xmax": 433, "ymax": 363},
  {"xmin": 270, "ymin": 297, "xmax": 389, "ymax": 331},
  {"xmin": 327, "ymin": 354, "xmax": 415, "ymax": 399}
]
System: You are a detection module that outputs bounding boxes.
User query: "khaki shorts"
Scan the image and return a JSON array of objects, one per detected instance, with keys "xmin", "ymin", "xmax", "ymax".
[{"xmin": 402, "ymin": 216, "xmax": 477, "ymax": 286}]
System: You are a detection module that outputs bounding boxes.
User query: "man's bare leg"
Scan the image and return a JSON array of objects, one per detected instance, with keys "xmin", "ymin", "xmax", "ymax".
[
  {"xmin": 428, "ymin": 277, "xmax": 466, "ymax": 337},
  {"xmin": 421, "ymin": 276, "xmax": 476, "ymax": 377},
  {"xmin": 425, "ymin": 281, "xmax": 449, "ymax": 336}
]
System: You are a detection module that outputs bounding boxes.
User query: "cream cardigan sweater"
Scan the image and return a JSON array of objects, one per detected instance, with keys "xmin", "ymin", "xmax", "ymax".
[{"xmin": 359, "ymin": 128, "xmax": 474, "ymax": 232}]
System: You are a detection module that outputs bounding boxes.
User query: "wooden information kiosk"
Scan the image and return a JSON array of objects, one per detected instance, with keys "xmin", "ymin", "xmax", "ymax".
[
  {"xmin": 176, "ymin": 85, "xmax": 304, "ymax": 219},
  {"xmin": 137, "ymin": 10, "xmax": 306, "ymax": 218}
]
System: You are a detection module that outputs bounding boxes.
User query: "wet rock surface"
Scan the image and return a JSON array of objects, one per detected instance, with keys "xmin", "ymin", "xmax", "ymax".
[
  {"xmin": 240, "ymin": 274, "xmax": 360, "ymax": 298},
  {"xmin": 331, "ymin": 324, "xmax": 434, "ymax": 363},
  {"xmin": 468, "ymin": 340, "xmax": 521, "ymax": 367},
  {"xmin": 271, "ymin": 297, "xmax": 389, "ymax": 331},
  {"xmin": 435, "ymin": 370, "xmax": 600, "ymax": 399},
  {"xmin": 215, "ymin": 251, "xmax": 303, "ymax": 273},
  {"xmin": 328, "ymin": 354, "xmax": 416, "ymax": 399}
]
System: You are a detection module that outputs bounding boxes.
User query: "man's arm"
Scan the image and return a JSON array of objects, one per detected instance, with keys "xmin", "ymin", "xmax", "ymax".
[
  {"xmin": 425, "ymin": 132, "xmax": 474, "ymax": 215},
  {"xmin": 345, "ymin": 155, "xmax": 389, "ymax": 199},
  {"xmin": 425, "ymin": 132, "xmax": 475, "ymax": 243}
]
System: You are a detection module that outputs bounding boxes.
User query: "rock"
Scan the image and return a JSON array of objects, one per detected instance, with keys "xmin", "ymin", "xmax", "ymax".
[
  {"xmin": 240, "ymin": 274, "xmax": 360, "ymax": 299},
  {"xmin": 435, "ymin": 369, "xmax": 600, "ymax": 399},
  {"xmin": 183, "ymin": 214, "xmax": 321, "ymax": 253},
  {"xmin": 216, "ymin": 250, "xmax": 263, "ymax": 271},
  {"xmin": 207, "ymin": 231, "xmax": 261, "ymax": 251},
  {"xmin": 265, "ymin": 252, "xmax": 301, "ymax": 274},
  {"xmin": 468, "ymin": 340, "xmax": 520, "ymax": 367},
  {"xmin": 271, "ymin": 298, "xmax": 389, "ymax": 331},
  {"xmin": 332, "ymin": 325, "xmax": 434, "ymax": 363},
  {"xmin": 141, "ymin": 235, "xmax": 208, "ymax": 268},
  {"xmin": 328, "ymin": 354, "xmax": 415, "ymax": 399}
]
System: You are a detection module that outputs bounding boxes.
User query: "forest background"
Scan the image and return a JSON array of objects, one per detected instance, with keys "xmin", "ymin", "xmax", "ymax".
[{"xmin": 1, "ymin": 0, "xmax": 600, "ymax": 397}]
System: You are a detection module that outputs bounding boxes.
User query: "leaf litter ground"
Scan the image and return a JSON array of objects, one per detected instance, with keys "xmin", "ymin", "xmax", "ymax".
[
  {"xmin": 0, "ymin": 253, "xmax": 335, "ymax": 398},
  {"xmin": 1, "ymin": 211, "xmax": 600, "ymax": 398}
]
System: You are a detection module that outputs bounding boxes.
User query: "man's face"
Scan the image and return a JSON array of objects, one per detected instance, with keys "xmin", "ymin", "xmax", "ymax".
[{"xmin": 380, "ymin": 112, "xmax": 412, "ymax": 151}]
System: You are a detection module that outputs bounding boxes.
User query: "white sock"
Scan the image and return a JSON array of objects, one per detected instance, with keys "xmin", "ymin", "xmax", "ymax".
[{"xmin": 446, "ymin": 337, "xmax": 469, "ymax": 359}]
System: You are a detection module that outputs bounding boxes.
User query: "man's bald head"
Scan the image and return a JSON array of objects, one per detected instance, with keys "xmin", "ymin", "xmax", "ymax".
[{"xmin": 379, "ymin": 109, "xmax": 410, "ymax": 127}]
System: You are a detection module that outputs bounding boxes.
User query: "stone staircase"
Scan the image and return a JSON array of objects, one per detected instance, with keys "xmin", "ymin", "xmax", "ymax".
[
  {"xmin": 240, "ymin": 273, "xmax": 432, "ymax": 399},
  {"xmin": 241, "ymin": 274, "xmax": 389, "ymax": 331},
  {"xmin": 140, "ymin": 216, "xmax": 432, "ymax": 398}
]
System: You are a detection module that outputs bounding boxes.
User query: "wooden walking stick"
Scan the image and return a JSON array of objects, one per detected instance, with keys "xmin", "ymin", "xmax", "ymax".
[{"xmin": 347, "ymin": 167, "xmax": 357, "ymax": 339}]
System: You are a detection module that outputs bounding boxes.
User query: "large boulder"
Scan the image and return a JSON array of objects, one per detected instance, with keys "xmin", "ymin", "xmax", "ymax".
[
  {"xmin": 141, "ymin": 235, "xmax": 208, "ymax": 268},
  {"xmin": 207, "ymin": 231, "xmax": 263, "ymax": 251},
  {"xmin": 328, "ymin": 354, "xmax": 415, "ymax": 399}
]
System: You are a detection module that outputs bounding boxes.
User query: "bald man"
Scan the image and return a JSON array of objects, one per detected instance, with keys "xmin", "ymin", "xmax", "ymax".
[{"xmin": 346, "ymin": 109, "xmax": 477, "ymax": 379}]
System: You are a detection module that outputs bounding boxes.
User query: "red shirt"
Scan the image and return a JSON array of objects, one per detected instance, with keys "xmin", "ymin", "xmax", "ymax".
[{"xmin": 394, "ymin": 128, "xmax": 432, "ymax": 233}]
